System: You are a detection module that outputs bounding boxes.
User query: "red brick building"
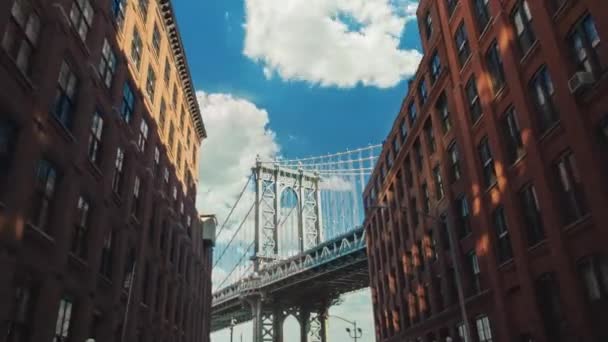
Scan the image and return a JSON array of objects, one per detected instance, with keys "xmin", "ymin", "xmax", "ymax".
[
  {"xmin": 363, "ymin": 0, "xmax": 608, "ymax": 341},
  {"xmin": 0, "ymin": 0, "xmax": 213, "ymax": 342}
]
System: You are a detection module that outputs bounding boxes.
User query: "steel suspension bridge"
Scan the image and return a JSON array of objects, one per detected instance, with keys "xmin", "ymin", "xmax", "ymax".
[{"xmin": 211, "ymin": 145, "xmax": 381, "ymax": 342}]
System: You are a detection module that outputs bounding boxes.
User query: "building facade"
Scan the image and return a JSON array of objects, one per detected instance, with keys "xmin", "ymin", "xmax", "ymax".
[
  {"xmin": 363, "ymin": 0, "xmax": 608, "ymax": 341},
  {"xmin": 0, "ymin": 0, "xmax": 212, "ymax": 341}
]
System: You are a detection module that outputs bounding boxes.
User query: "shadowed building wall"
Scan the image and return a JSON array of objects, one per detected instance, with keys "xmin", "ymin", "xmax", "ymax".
[
  {"xmin": 363, "ymin": 0, "xmax": 608, "ymax": 341},
  {"xmin": 0, "ymin": 0, "xmax": 212, "ymax": 341}
]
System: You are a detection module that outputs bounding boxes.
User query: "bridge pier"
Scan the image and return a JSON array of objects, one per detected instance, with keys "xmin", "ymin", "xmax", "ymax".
[{"xmin": 297, "ymin": 305, "xmax": 328, "ymax": 342}]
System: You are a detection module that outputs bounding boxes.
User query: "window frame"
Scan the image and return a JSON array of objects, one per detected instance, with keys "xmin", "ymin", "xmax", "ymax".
[
  {"xmin": 131, "ymin": 28, "xmax": 143, "ymax": 69},
  {"xmin": 146, "ymin": 65, "xmax": 156, "ymax": 101},
  {"xmin": 121, "ymin": 82, "xmax": 135, "ymax": 123},
  {"xmin": 2, "ymin": 0, "xmax": 41, "ymax": 75},
  {"xmin": 53, "ymin": 296, "xmax": 73, "ymax": 342},
  {"xmin": 69, "ymin": 0, "xmax": 94, "ymax": 42},
  {"xmin": 485, "ymin": 41, "xmax": 506, "ymax": 94},
  {"xmin": 568, "ymin": 14, "xmax": 602, "ymax": 76},
  {"xmin": 478, "ymin": 137, "xmax": 496, "ymax": 188},
  {"xmin": 71, "ymin": 195, "xmax": 90, "ymax": 258},
  {"xmin": 519, "ymin": 184, "xmax": 545, "ymax": 246},
  {"xmin": 511, "ymin": 1, "xmax": 536, "ymax": 56},
  {"xmin": 52, "ymin": 61, "xmax": 79, "ymax": 129},
  {"xmin": 493, "ymin": 206, "xmax": 513, "ymax": 263},
  {"xmin": 455, "ymin": 22, "xmax": 471, "ymax": 66},
  {"xmin": 31, "ymin": 159, "xmax": 58, "ymax": 232},
  {"xmin": 98, "ymin": 38, "xmax": 117, "ymax": 88},
  {"xmin": 456, "ymin": 195, "xmax": 471, "ymax": 238},
  {"xmin": 448, "ymin": 142, "xmax": 461, "ymax": 182},
  {"xmin": 529, "ymin": 65, "xmax": 558, "ymax": 133},
  {"xmin": 501, "ymin": 107, "xmax": 524, "ymax": 164},
  {"xmin": 112, "ymin": 147, "xmax": 125, "ymax": 195},
  {"xmin": 466, "ymin": 76, "xmax": 482, "ymax": 123},
  {"xmin": 553, "ymin": 151, "xmax": 587, "ymax": 224},
  {"xmin": 429, "ymin": 51, "xmax": 442, "ymax": 84}
]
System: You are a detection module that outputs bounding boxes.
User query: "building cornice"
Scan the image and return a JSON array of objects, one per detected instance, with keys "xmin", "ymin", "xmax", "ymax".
[{"xmin": 158, "ymin": 0, "xmax": 207, "ymax": 140}]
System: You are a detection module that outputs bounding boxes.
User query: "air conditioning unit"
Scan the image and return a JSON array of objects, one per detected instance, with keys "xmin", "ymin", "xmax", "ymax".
[{"xmin": 568, "ymin": 71, "xmax": 595, "ymax": 94}]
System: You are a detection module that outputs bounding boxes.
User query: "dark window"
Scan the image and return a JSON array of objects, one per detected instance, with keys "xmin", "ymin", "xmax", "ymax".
[
  {"xmin": 131, "ymin": 29, "xmax": 143, "ymax": 68},
  {"xmin": 466, "ymin": 76, "xmax": 482, "ymax": 123},
  {"xmin": 6, "ymin": 285, "xmax": 37, "ymax": 342},
  {"xmin": 404, "ymin": 157, "xmax": 413, "ymax": 188},
  {"xmin": 69, "ymin": 0, "xmax": 94, "ymax": 42},
  {"xmin": 535, "ymin": 273, "xmax": 566, "ymax": 342},
  {"xmin": 159, "ymin": 99, "xmax": 167, "ymax": 132},
  {"xmin": 519, "ymin": 184, "xmax": 545, "ymax": 246},
  {"xmin": 111, "ymin": 147, "xmax": 124, "ymax": 194},
  {"xmin": 512, "ymin": 1, "xmax": 536, "ymax": 56},
  {"xmin": 478, "ymin": 137, "xmax": 496, "ymax": 188},
  {"xmin": 138, "ymin": 0, "xmax": 148, "ymax": 17},
  {"xmin": 446, "ymin": 0, "xmax": 457, "ymax": 16},
  {"xmin": 473, "ymin": 0, "xmax": 490, "ymax": 33},
  {"xmin": 2, "ymin": 0, "xmax": 41, "ymax": 75},
  {"xmin": 430, "ymin": 51, "xmax": 441, "ymax": 84},
  {"xmin": 493, "ymin": 207, "xmax": 513, "ymax": 263},
  {"xmin": 152, "ymin": 23, "xmax": 161, "ymax": 54},
  {"xmin": 400, "ymin": 119, "xmax": 408, "ymax": 140},
  {"xmin": 425, "ymin": 120, "xmax": 436, "ymax": 153},
  {"xmin": 425, "ymin": 11, "xmax": 433, "ymax": 40},
  {"xmin": 554, "ymin": 152, "xmax": 587, "ymax": 224},
  {"xmin": 392, "ymin": 137, "xmax": 401, "ymax": 154},
  {"xmin": 455, "ymin": 23, "xmax": 471, "ymax": 66},
  {"xmin": 52, "ymin": 61, "xmax": 79, "ymax": 129},
  {"xmin": 53, "ymin": 296, "xmax": 73, "ymax": 342},
  {"xmin": 408, "ymin": 101, "xmax": 417, "ymax": 124},
  {"xmin": 169, "ymin": 123, "xmax": 175, "ymax": 152},
  {"xmin": 71, "ymin": 196, "xmax": 90, "ymax": 258},
  {"xmin": 172, "ymin": 85, "xmax": 178, "ymax": 108},
  {"xmin": 386, "ymin": 151, "xmax": 393, "ymax": 169},
  {"xmin": 440, "ymin": 214, "xmax": 450, "ymax": 250},
  {"xmin": 132, "ymin": 176, "xmax": 141, "ymax": 218},
  {"xmin": 414, "ymin": 139, "xmax": 423, "ymax": 171},
  {"xmin": 448, "ymin": 142, "xmax": 461, "ymax": 182},
  {"xmin": 411, "ymin": 197, "xmax": 419, "ymax": 227},
  {"xmin": 501, "ymin": 107, "xmax": 524, "ymax": 163},
  {"xmin": 476, "ymin": 315, "xmax": 494, "ymax": 342},
  {"xmin": 436, "ymin": 93, "xmax": 451, "ymax": 133},
  {"xmin": 422, "ymin": 183, "xmax": 431, "ymax": 214},
  {"xmin": 456, "ymin": 195, "xmax": 471, "ymax": 238},
  {"xmin": 111, "ymin": 0, "xmax": 126, "ymax": 25},
  {"xmin": 153, "ymin": 147, "xmax": 160, "ymax": 177},
  {"xmin": 87, "ymin": 111, "xmax": 103, "ymax": 166},
  {"xmin": 0, "ymin": 119, "xmax": 18, "ymax": 175},
  {"xmin": 164, "ymin": 58, "xmax": 171, "ymax": 83},
  {"xmin": 98, "ymin": 38, "xmax": 117, "ymax": 88},
  {"xmin": 469, "ymin": 251, "xmax": 481, "ymax": 294},
  {"xmin": 99, "ymin": 230, "xmax": 113, "ymax": 278},
  {"xmin": 433, "ymin": 166, "xmax": 445, "ymax": 199},
  {"xmin": 121, "ymin": 82, "xmax": 135, "ymax": 123},
  {"xmin": 419, "ymin": 81, "xmax": 428, "ymax": 105},
  {"xmin": 569, "ymin": 14, "xmax": 602, "ymax": 75},
  {"xmin": 530, "ymin": 66, "xmax": 558, "ymax": 133},
  {"xmin": 486, "ymin": 41, "xmax": 505, "ymax": 93},
  {"xmin": 578, "ymin": 256, "xmax": 608, "ymax": 301},
  {"xmin": 138, "ymin": 119, "xmax": 149, "ymax": 153},
  {"xmin": 30, "ymin": 160, "xmax": 58, "ymax": 231},
  {"xmin": 123, "ymin": 247, "xmax": 136, "ymax": 291},
  {"xmin": 146, "ymin": 65, "xmax": 156, "ymax": 101}
]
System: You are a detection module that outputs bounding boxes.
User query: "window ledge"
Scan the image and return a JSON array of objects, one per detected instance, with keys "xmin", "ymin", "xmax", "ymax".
[
  {"xmin": 86, "ymin": 159, "xmax": 103, "ymax": 181},
  {"xmin": 519, "ymin": 40, "xmax": 540, "ymax": 66},
  {"xmin": 497, "ymin": 258, "xmax": 515, "ymax": 271},
  {"xmin": 98, "ymin": 275, "xmax": 112, "ymax": 288},
  {"xmin": 112, "ymin": 191, "xmax": 123, "ymax": 207},
  {"xmin": 471, "ymin": 113, "xmax": 485, "ymax": 129},
  {"xmin": 564, "ymin": 214, "xmax": 592, "ymax": 234},
  {"xmin": 551, "ymin": 1, "xmax": 572, "ymax": 22},
  {"xmin": 493, "ymin": 84, "xmax": 508, "ymax": 102},
  {"xmin": 68, "ymin": 253, "xmax": 89, "ymax": 271},
  {"xmin": 0, "ymin": 53, "xmax": 36, "ymax": 93},
  {"xmin": 459, "ymin": 55, "xmax": 473, "ymax": 74},
  {"xmin": 538, "ymin": 120, "xmax": 562, "ymax": 143},
  {"xmin": 508, "ymin": 152, "xmax": 528, "ymax": 171},
  {"xmin": 484, "ymin": 180, "xmax": 499, "ymax": 194},
  {"xmin": 527, "ymin": 239, "xmax": 548, "ymax": 255},
  {"xmin": 49, "ymin": 114, "xmax": 77, "ymax": 143},
  {"xmin": 478, "ymin": 18, "xmax": 494, "ymax": 42},
  {"xmin": 25, "ymin": 223, "xmax": 55, "ymax": 247}
]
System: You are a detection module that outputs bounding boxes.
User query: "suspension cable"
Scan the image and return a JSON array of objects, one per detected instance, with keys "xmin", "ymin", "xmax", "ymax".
[
  {"xmin": 213, "ymin": 202, "xmax": 255, "ymax": 268},
  {"xmin": 216, "ymin": 242, "xmax": 254, "ymax": 289},
  {"xmin": 215, "ymin": 174, "xmax": 253, "ymax": 239}
]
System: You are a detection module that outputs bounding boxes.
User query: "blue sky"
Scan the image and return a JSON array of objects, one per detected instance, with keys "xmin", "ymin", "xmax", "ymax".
[{"xmin": 173, "ymin": 0, "xmax": 423, "ymax": 340}]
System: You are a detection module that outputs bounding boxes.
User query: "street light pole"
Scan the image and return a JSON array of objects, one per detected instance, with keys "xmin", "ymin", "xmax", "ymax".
[
  {"xmin": 328, "ymin": 315, "xmax": 362, "ymax": 342},
  {"xmin": 368, "ymin": 206, "xmax": 472, "ymax": 342}
]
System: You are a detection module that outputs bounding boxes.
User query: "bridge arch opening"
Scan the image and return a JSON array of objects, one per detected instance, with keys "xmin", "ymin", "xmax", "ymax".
[
  {"xmin": 278, "ymin": 187, "xmax": 300, "ymax": 257},
  {"xmin": 283, "ymin": 313, "xmax": 301, "ymax": 338}
]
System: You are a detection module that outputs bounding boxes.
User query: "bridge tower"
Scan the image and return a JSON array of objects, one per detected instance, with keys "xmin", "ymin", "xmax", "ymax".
[
  {"xmin": 245, "ymin": 158, "xmax": 328, "ymax": 342},
  {"xmin": 251, "ymin": 157, "xmax": 323, "ymax": 271}
]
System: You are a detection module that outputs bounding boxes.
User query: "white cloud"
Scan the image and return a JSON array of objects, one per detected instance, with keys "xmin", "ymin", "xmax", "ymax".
[
  {"xmin": 320, "ymin": 176, "xmax": 354, "ymax": 192},
  {"xmin": 243, "ymin": 0, "xmax": 422, "ymax": 88},
  {"xmin": 196, "ymin": 91, "xmax": 280, "ymax": 220}
]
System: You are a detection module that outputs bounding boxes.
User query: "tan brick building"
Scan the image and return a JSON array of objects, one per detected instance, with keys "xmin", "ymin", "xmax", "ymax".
[{"xmin": 0, "ymin": 0, "xmax": 212, "ymax": 341}]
